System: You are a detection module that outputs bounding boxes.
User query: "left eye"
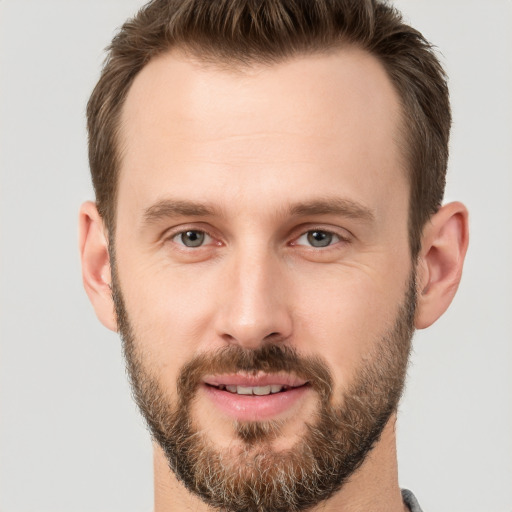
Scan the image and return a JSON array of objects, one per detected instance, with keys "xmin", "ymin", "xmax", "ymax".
[
  {"xmin": 295, "ymin": 230, "xmax": 341, "ymax": 248},
  {"xmin": 173, "ymin": 230, "xmax": 212, "ymax": 247}
]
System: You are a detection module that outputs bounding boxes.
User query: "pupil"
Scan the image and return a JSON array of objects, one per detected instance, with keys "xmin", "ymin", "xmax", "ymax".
[
  {"xmin": 182, "ymin": 231, "xmax": 204, "ymax": 247},
  {"xmin": 307, "ymin": 231, "xmax": 332, "ymax": 247}
]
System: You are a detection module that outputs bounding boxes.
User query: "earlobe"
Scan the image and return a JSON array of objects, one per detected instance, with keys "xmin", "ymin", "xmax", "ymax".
[
  {"xmin": 414, "ymin": 202, "xmax": 469, "ymax": 329},
  {"xmin": 78, "ymin": 201, "xmax": 118, "ymax": 332}
]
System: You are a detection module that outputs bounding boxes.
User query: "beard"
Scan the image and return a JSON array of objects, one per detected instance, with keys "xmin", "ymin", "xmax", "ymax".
[{"xmin": 111, "ymin": 266, "xmax": 416, "ymax": 512}]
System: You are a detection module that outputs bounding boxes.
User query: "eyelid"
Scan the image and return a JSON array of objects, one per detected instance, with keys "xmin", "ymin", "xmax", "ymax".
[
  {"xmin": 162, "ymin": 224, "xmax": 221, "ymax": 247},
  {"xmin": 172, "ymin": 230, "xmax": 212, "ymax": 247},
  {"xmin": 290, "ymin": 225, "xmax": 352, "ymax": 247},
  {"xmin": 160, "ymin": 223, "xmax": 351, "ymax": 249}
]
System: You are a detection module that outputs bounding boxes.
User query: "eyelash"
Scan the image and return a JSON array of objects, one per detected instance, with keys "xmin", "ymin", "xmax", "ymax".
[
  {"xmin": 291, "ymin": 228, "xmax": 350, "ymax": 249},
  {"xmin": 170, "ymin": 228, "xmax": 217, "ymax": 248},
  {"xmin": 165, "ymin": 226, "xmax": 351, "ymax": 250}
]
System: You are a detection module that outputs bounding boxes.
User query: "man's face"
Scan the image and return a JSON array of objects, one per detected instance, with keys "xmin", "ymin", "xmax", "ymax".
[{"xmin": 112, "ymin": 47, "xmax": 415, "ymax": 510}]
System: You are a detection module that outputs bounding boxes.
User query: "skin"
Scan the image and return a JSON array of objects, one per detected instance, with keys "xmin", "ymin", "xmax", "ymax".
[{"xmin": 79, "ymin": 47, "xmax": 469, "ymax": 511}]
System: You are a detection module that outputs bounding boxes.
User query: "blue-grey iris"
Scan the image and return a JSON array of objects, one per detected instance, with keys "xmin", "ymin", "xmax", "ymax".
[
  {"xmin": 181, "ymin": 231, "xmax": 205, "ymax": 247},
  {"xmin": 307, "ymin": 231, "xmax": 332, "ymax": 247}
]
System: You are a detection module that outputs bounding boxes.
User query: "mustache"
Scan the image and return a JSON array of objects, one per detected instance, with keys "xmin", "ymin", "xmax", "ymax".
[{"xmin": 176, "ymin": 344, "xmax": 333, "ymax": 403}]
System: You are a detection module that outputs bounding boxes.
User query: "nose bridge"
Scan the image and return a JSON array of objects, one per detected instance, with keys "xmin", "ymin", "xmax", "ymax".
[{"xmin": 216, "ymin": 242, "xmax": 292, "ymax": 348}]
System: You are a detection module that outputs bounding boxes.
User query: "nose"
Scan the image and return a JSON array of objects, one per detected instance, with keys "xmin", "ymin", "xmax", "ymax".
[{"xmin": 214, "ymin": 248, "xmax": 293, "ymax": 349}]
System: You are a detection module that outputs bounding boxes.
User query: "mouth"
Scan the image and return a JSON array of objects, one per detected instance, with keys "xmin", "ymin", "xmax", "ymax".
[
  {"xmin": 201, "ymin": 373, "xmax": 311, "ymax": 421},
  {"xmin": 209, "ymin": 383, "xmax": 299, "ymax": 396}
]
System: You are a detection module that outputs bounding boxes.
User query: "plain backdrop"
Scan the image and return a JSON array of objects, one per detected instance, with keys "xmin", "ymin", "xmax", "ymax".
[{"xmin": 1, "ymin": 1, "xmax": 511, "ymax": 511}]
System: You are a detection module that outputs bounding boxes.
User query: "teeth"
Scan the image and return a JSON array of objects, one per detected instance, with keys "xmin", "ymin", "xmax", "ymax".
[
  {"xmin": 253, "ymin": 385, "xmax": 271, "ymax": 396},
  {"xmin": 237, "ymin": 386, "xmax": 254, "ymax": 395},
  {"xmin": 220, "ymin": 385, "xmax": 286, "ymax": 395}
]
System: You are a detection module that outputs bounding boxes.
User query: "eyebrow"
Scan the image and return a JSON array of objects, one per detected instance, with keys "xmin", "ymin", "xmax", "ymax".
[
  {"xmin": 141, "ymin": 196, "xmax": 375, "ymax": 226},
  {"xmin": 289, "ymin": 198, "xmax": 375, "ymax": 222},
  {"xmin": 142, "ymin": 199, "xmax": 218, "ymax": 225}
]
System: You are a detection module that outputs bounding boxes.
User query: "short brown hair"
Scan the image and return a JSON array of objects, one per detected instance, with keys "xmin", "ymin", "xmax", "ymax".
[{"xmin": 87, "ymin": 0, "xmax": 450, "ymax": 258}]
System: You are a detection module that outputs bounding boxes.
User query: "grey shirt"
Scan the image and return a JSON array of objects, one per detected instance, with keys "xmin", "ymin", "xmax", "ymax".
[{"xmin": 402, "ymin": 489, "xmax": 423, "ymax": 512}]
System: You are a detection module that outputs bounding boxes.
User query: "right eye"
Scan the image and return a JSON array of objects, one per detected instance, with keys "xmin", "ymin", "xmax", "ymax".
[
  {"xmin": 172, "ymin": 230, "xmax": 212, "ymax": 248},
  {"xmin": 296, "ymin": 230, "xmax": 340, "ymax": 248}
]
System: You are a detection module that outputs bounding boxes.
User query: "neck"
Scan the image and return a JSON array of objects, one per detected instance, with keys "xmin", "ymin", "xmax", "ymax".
[{"xmin": 153, "ymin": 414, "xmax": 407, "ymax": 512}]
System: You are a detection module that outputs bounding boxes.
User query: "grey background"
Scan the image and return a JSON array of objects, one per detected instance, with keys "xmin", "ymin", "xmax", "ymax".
[{"xmin": 1, "ymin": 1, "xmax": 511, "ymax": 511}]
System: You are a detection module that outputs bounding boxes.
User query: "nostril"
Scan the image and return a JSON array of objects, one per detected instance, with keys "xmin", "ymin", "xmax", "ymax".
[{"xmin": 263, "ymin": 332, "xmax": 286, "ymax": 342}]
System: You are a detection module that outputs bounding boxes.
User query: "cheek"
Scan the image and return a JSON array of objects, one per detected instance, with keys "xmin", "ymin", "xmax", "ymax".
[
  {"xmin": 291, "ymin": 265, "xmax": 409, "ymax": 387},
  {"xmin": 116, "ymin": 253, "xmax": 225, "ymax": 387}
]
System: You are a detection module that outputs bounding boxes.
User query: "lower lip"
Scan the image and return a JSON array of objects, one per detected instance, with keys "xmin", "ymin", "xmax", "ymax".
[{"xmin": 202, "ymin": 384, "xmax": 311, "ymax": 422}]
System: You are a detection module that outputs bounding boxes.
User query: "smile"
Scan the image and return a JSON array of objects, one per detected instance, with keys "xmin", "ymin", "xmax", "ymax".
[
  {"xmin": 202, "ymin": 374, "xmax": 311, "ymax": 421},
  {"xmin": 210, "ymin": 384, "xmax": 298, "ymax": 395}
]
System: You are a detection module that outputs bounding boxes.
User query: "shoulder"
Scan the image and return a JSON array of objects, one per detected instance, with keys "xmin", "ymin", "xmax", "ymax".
[{"xmin": 401, "ymin": 489, "xmax": 424, "ymax": 512}]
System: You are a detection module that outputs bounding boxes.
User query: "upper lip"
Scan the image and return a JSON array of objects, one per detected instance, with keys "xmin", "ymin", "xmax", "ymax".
[{"xmin": 202, "ymin": 372, "xmax": 308, "ymax": 388}]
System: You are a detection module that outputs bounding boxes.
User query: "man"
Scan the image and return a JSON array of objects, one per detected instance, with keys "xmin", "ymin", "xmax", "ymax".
[{"xmin": 79, "ymin": 0, "xmax": 469, "ymax": 510}]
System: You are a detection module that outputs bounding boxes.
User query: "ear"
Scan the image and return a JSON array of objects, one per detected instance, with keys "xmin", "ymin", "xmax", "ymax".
[
  {"xmin": 78, "ymin": 201, "xmax": 117, "ymax": 332},
  {"xmin": 415, "ymin": 201, "xmax": 469, "ymax": 329}
]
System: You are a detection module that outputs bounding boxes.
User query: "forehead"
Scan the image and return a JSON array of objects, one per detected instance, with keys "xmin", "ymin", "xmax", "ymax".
[{"xmin": 117, "ymin": 47, "xmax": 407, "ymax": 224}]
